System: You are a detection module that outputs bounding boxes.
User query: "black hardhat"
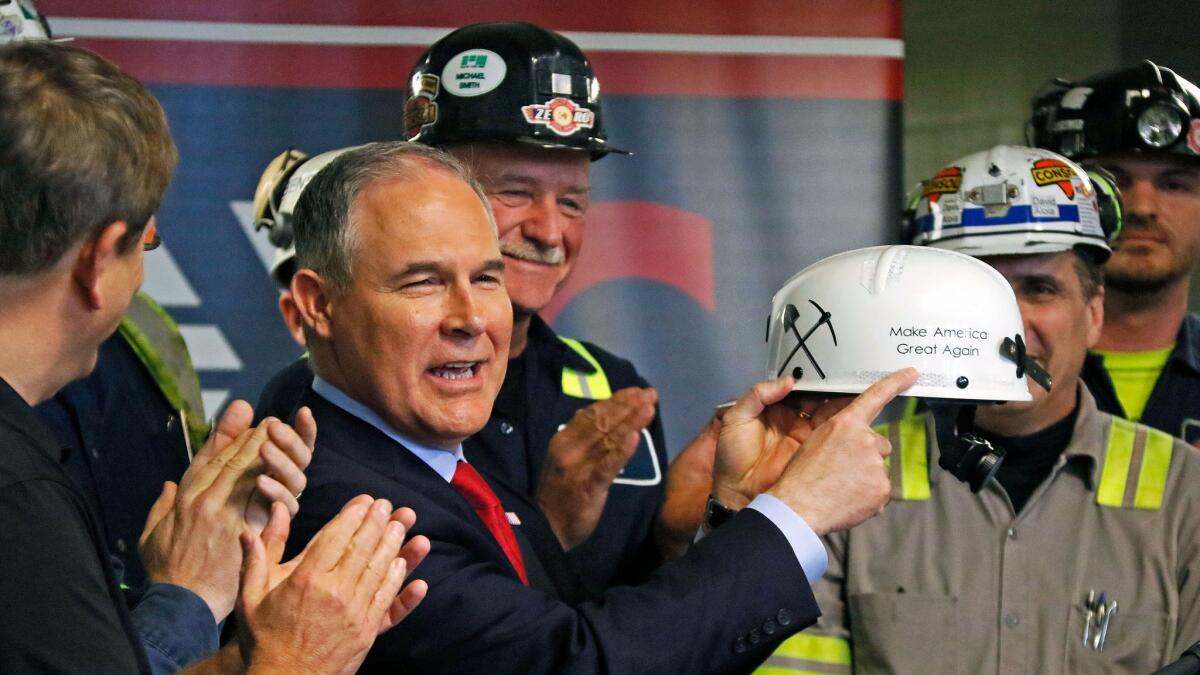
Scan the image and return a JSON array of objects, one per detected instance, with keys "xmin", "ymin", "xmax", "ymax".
[
  {"xmin": 1031, "ymin": 60, "xmax": 1200, "ymax": 161},
  {"xmin": 404, "ymin": 22, "xmax": 626, "ymax": 160}
]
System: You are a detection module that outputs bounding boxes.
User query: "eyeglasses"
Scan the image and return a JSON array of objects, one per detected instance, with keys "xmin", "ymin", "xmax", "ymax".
[{"xmin": 142, "ymin": 221, "xmax": 161, "ymax": 251}]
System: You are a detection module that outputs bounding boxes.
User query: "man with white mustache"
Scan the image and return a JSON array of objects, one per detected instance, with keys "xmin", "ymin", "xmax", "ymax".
[{"xmin": 404, "ymin": 22, "xmax": 669, "ymax": 593}]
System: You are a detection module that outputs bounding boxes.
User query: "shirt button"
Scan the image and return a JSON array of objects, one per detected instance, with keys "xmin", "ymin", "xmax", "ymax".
[
  {"xmin": 1004, "ymin": 613, "xmax": 1020, "ymax": 628},
  {"xmin": 499, "ymin": 421, "xmax": 515, "ymax": 435},
  {"xmin": 776, "ymin": 608, "xmax": 793, "ymax": 627},
  {"xmin": 115, "ymin": 538, "xmax": 127, "ymax": 553},
  {"xmin": 1007, "ymin": 528, "xmax": 1017, "ymax": 539},
  {"xmin": 90, "ymin": 447, "xmax": 100, "ymax": 459}
]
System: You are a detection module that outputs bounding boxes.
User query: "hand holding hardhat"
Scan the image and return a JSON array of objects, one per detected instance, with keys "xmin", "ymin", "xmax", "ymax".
[
  {"xmin": 765, "ymin": 245, "xmax": 1052, "ymax": 492},
  {"xmin": 716, "ymin": 369, "xmax": 917, "ymax": 536}
]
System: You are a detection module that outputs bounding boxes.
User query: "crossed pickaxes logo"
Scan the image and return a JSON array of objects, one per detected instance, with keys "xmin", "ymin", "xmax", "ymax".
[{"xmin": 776, "ymin": 299, "xmax": 838, "ymax": 380}]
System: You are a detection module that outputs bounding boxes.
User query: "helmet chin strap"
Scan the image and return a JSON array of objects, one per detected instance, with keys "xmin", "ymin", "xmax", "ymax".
[
  {"xmin": 928, "ymin": 333, "xmax": 1051, "ymax": 493},
  {"xmin": 930, "ymin": 404, "xmax": 1005, "ymax": 493}
]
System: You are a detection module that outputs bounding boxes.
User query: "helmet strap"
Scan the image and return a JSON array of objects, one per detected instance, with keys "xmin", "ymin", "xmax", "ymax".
[{"xmin": 930, "ymin": 404, "xmax": 1006, "ymax": 493}]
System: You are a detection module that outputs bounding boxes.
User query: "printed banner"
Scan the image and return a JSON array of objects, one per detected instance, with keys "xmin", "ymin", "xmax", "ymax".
[{"xmin": 44, "ymin": 0, "xmax": 903, "ymax": 452}]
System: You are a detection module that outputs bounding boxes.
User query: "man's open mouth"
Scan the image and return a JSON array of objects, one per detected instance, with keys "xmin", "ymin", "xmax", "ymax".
[{"xmin": 429, "ymin": 362, "xmax": 481, "ymax": 380}]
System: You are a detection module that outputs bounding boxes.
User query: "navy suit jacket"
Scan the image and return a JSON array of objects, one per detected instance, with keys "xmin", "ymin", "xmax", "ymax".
[{"xmin": 287, "ymin": 388, "xmax": 820, "ymax": 674}]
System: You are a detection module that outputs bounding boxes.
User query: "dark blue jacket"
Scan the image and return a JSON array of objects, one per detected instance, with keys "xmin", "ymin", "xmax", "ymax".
[
  {"xmin": 256, "ymin": 316, "xmax": 669, "ymax": 594},
  {"xmin": 35, "ymin": 332, "xmax": 191, "ymax": 592},
  {"xmin": 468, "ymin": 316, "xmax": 668, "ymax": 594},
  {"xmin": 286, "ymin": 387, "xmax": 818, "ymax": 674},
  {"xmin": 1082, "ymin": 313, "xmax": 1200, "ymax": 443}
]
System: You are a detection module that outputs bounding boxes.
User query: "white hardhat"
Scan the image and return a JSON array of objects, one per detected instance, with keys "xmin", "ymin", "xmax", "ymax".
[
  {"xmin": 906, "ymin": 145, "xmax": 1118, "ymax": 263},
  {"xmin": 0, "ymin": 1, "xmax": 51, "ymax": 43},
  {"xmin": 765, "ymin": 245, "xmax": 1048, "ymax": 402},
  {"xmin": 252, "ymin": 146, "xmax": 361, "ymax": 289}
]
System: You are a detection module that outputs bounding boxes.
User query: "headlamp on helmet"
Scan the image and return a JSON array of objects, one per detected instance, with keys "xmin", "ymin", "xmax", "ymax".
[
  {"xmin": 1031, "ymin": 61, "xmax": 1200, "ymax": 161},
  {"xmin": 1135, "ymin": 100, "xmax": 1186, "ymax": 149}
]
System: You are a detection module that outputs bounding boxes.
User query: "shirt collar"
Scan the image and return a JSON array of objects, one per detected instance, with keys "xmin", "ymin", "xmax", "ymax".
[
  {"xmin": 311, "ymin": 375, "xmax": 464, "ymax": 483},
  {"xmin": 927, "ymin": 383, "xmax": 1103, "ymax": 490},
  {"xmin": 1170, "ymin": 313, "xmax": 1200, "ymax": 374},
  {"xmin": 0, "ymin": 375, "xmax": 65, "ymax": 463},
  {"xmin": 1060, "ymin": 384, "xmax": 1109, "ymax": 490}
]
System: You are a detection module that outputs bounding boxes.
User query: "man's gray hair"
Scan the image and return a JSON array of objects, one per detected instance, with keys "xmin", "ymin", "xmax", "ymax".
[{"xmin": 292, "ymin": 141, "xmax": 495, "ymax": 291}]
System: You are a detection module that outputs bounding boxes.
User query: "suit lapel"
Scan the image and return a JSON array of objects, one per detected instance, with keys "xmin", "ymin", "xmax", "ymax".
[
  {"xmin": 300, "ymin": 388, "xmax": 578, "ymax": 598},
  {"xmin": 300, "ymin": 390, "xmax": 482, "ymax": 528}
]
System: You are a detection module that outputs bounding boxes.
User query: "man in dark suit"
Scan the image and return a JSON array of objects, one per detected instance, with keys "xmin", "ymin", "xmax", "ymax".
[{"xmin": 284, "ymin": 140, "xmax": 916, "ymax": 673}]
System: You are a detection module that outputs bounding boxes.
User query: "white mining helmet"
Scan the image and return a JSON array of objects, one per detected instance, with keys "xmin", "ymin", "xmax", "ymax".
[
  {"xmin": 766, "ymin": 244, "xmax": 1052, "ymax": 492},
  {"xmin": 905, "ymin": 145, "xmax": 1117, "ymax": 263},
  {"xmin": 765, "ymin": 245, "xmax": 1049, "ymax": 403},
  {"xmin": 252, "ymin": 146, "xmax": 361, "ymax": 290}
]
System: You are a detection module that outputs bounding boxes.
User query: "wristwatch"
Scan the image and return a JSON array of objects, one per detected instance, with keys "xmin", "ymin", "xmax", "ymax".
[{"xmin": 703, "ymin": 495, "xmax": 738, "ymax": 532}]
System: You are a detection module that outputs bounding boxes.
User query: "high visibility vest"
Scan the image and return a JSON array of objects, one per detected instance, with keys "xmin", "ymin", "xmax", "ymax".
[
  {"xmin": 873, "ymin": 414, "xmax": 1174, "ymax": 509},
  {"xmin": 755, "ymin": 413, "xmax": 1175, "ymax": 674},
  {"xmin": 558, "ymin": 337, "xmax": 612, "ymax": 400},
  {"xmin": 118, "ymin": 292, "xmax": 210, "ymax": 453}
]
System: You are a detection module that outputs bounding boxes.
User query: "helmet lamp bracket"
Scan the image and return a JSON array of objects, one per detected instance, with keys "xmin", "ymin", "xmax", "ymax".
[{"xmin": 1000, "ymin": 334, "xmax": 1052, "ymax": 392}]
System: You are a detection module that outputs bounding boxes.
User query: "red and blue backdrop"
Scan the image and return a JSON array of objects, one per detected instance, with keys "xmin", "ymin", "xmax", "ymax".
[{"xmin": 44, "ymin": 0, "xmax": 903, "ymax": 454}]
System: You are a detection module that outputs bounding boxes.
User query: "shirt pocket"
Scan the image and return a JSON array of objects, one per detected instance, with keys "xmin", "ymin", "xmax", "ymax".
[
  {"xmin": 1062, "ymin": 604, "xmax": 1168, "ymax": 674},
  {"xmin": 849, "ymin": 592, "xmax": 959, "ymax": 674}
]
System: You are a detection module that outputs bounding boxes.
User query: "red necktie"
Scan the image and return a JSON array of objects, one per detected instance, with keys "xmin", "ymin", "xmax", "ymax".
[{"xmin": 450, "ymin": 460, "xmax": 529, "ymax": 585}]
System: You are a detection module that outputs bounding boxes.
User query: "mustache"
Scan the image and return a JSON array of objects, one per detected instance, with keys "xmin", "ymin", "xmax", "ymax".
[{"xmin": 500, "ymin": 240, "xmax": 565, "ymax": 265}]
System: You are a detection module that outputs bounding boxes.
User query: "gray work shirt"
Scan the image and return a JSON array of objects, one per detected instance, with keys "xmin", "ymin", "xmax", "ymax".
[{"xmin": 762, "ymin": 386, "xmax": 1200, "ymax": 674}]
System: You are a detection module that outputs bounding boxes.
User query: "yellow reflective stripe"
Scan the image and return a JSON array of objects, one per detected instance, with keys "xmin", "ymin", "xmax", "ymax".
[
  {"xmin": 119, "ymin": 292, "xmax": 210, "ymax": 448},
  {"xmin": 1133, "ymin": 428, "xmax": 1174, "ymax": 510},
  {"xmin": 1097, "ymin": 417, "xmax": 1137, "ymax": 507},
  {"xmin": 558, "ymin": 337, "xmax": 613, "ymax": 400},
  {"xmin": 754, "ymin": 667, "xmax": 835, "ymax": 675},
  {"xmin": 898, "ymin": 415, "xmax": 931, "ymax": 501},
  {"xmin": 772, "ymin": 634, "xmax": 851, "ymax": 665},
  {"xmin": 561, "ymin": 370, "xmax": 585, "ymax": 398}
]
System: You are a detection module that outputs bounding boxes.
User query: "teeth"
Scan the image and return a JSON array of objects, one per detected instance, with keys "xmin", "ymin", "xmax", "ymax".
[{"xmin": 431, "ymin": 363, "xmax": 477, "ymax": 381}]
